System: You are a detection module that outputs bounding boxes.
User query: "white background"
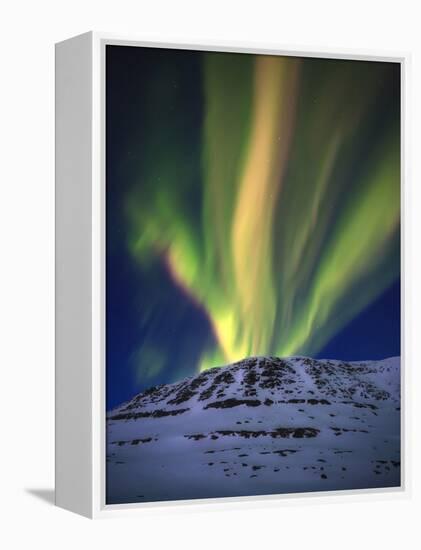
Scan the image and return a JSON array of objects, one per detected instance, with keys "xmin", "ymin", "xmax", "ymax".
[{"xmin": 1, "ymin": 0, "xmax": 420, "ymax": 548}]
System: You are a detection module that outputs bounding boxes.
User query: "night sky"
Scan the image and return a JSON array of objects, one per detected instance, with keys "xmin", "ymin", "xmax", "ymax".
[{"xmin": 106, "ymin": 45, "xmax": 400, "ymax": 410}]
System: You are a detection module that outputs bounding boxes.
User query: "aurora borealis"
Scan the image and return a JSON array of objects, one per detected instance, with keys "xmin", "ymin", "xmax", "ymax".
[{"xmin": 106, "ymin": 45, "xmax": 400, "ymax": 409}]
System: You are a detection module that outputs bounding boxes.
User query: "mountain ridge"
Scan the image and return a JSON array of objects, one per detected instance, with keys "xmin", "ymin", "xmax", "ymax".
[{"xmin": 108, "ymin": 355, "xmax": 400, "ymax": 415}]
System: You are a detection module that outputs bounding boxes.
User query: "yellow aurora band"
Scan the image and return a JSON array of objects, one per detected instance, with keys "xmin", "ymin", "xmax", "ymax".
[{"xmin": 127, "ymin": 53, "xmax": 400, "ymax": 374}]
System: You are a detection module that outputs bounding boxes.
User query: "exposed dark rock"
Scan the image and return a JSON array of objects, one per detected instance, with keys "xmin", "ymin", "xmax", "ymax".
[
  {"xmin": 184, "ymin": 427, "xmax": 319, "ymax": 441},
  {"xmin": 110, "ymin": 407, "xmax": 189, "ymax": 421},
  {"xmin": 204, "ymin": 398, "xmax": 261, "ymax": 410}
]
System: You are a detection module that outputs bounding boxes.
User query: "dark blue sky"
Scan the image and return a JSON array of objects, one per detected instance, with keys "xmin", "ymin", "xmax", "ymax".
[
  {"xmin": 106, "ymin": 45, "xmax": 400, "ymax": 410},
  {"xmin": 317, "ymin": 279, "xmax": 400, "ymax": 361}
]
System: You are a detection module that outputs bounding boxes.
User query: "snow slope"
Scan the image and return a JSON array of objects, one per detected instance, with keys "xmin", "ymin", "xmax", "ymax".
[{"xmin": 106, "ymin": 356, "xmax": 400, "ymax": 504}]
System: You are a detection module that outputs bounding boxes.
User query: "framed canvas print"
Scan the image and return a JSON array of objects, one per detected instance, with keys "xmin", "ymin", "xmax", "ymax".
[{"xmin": 55, "ymin": 32, "xmax": 407, "ymax": 518}]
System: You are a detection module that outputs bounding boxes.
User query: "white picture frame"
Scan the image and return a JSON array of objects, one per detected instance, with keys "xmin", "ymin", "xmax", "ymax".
[{"xmin": 55, "ymin": 31, "xmax": 409, "ymax": 518}]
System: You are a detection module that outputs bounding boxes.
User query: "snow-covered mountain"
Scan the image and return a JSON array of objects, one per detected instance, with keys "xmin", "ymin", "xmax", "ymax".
[{"xmin": 106, "ymin": 356, "xmax": 401, "ymax": 504}]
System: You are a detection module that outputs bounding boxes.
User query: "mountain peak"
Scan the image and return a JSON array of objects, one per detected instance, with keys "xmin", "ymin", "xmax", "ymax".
[{"xmin": 107, "ymin": 355, "xmax": 400, "ymax": 504}]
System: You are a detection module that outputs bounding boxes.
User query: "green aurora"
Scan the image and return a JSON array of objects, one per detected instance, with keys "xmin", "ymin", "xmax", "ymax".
[{"xmin": 122, "ymin": 50, "xmax": 400, "ymax": 380}]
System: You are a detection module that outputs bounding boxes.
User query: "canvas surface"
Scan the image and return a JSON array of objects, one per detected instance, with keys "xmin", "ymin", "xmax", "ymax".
[{"xmin": 105, "ymin": 45, "xmax": 401, "ymax": 504}]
